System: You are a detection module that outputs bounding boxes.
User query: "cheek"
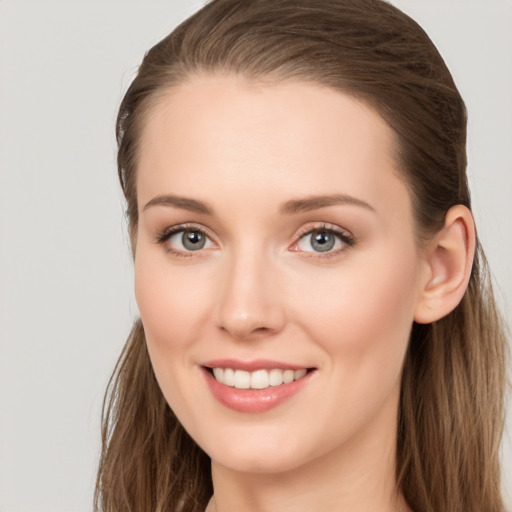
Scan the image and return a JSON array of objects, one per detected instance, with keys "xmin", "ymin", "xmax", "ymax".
[
  {"xmin": 133, "ymin": 249, "xmax": 216, "ymax": 414},
  {"xmin": 296, "ymin": 244, "xmax": 419, "ymax": 372},
  {"xmin": 135, "ymin": 250, "xmax": 212, "ymax": 386},
  {"xmin": 286, "ymin": 246, "xmax": 419, "ymax": 447},
  {"xmin": 134, "ymin": 249, "xmax": 214, "ymax": 357}
]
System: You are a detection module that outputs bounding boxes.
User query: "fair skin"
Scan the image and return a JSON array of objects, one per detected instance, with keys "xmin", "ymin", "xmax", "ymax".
[{"xmin": 134, "ymin": 75, "xmax": 474, "ymax": 512}]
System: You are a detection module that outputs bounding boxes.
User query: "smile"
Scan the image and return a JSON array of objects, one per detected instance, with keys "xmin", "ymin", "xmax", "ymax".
[
  {"xmin": 211, "ymin": 367, "xmax": 308, "ymax": 389},
  {"xmin": 201, "ymin": 361, "xmax": 316, "ymax": 413}
]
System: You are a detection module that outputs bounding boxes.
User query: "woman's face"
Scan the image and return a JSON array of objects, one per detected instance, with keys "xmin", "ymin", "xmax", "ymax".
[{"xmin": 134, "ymin": 76, "xmax": 428, "ymax": 474}]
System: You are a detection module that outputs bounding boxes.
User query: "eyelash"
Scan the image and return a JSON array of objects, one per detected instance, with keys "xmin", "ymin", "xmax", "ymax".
[{"xmin": 155, "ymin": 222, "xmax": 356, "ymax": 260}]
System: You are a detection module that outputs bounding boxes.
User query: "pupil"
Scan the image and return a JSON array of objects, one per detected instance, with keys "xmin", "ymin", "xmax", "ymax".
[
  {"xmin": 182, "ymin": 231, "xmax": 206, "ymax": 250},
  {"xmin": 312, "ymin": 231, "xmax": 335, "ymax": 252}
]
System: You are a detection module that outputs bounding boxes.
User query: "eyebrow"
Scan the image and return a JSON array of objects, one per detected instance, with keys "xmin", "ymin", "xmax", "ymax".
[
  {"xmin": 142, "ymin": 192, "xmax": 374, "ymax": 215},
  {"xmin": 279, "ymin": 193, "xmax": 375, "ymax": 214},
  {"xmin": 143, "ymin": 194, "xmax": 214, "ymax": 215}
]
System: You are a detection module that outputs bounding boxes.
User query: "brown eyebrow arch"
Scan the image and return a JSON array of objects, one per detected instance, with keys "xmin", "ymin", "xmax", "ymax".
[
  {"xmin": 143, "ymin": 194, "xmax": 214, "ymax": 215},
  {"xmin": 143, "ymin": 192, "xmax": 374, "ymax": 216},
  {"xmin": 279, "ymin": 193, "xmax": 375, "ymax": 214}
]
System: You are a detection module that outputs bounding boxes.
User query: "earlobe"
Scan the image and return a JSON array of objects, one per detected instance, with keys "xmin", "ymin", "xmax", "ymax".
[{"xmin": 414, "ymin": 205, "xmax": 476, "ymax": 324}]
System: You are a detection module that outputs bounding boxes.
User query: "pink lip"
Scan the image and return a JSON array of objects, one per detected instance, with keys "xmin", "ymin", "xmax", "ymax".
[
  {"xmin": 201, "ymin": 366, "xmax": 315, "ymax": 413},
  {"xmin": 202, "ymin": 358, "xmax": 309, "ymax": 371}
]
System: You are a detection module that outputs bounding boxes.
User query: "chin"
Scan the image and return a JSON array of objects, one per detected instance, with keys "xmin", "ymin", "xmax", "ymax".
[
  {"xmin": 211, "ymin": 449, "xmax": 306, "ymax": 475},
  {"xmin": 199, "ymin": 425, "xmax": 318, "ymax": 475}
]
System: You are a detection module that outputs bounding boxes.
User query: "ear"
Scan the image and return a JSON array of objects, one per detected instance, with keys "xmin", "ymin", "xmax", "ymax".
[{"xmin": 414, "ymin": 205, "xmax": 476, "ymax": 324}]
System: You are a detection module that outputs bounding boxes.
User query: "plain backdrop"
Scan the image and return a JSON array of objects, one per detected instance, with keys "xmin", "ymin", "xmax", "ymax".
[{"xmin": 0, "ymin": 1, "xmax": 510, "ymax": 511}]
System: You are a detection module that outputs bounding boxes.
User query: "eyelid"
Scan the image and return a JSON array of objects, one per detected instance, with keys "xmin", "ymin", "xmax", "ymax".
[{"xmin": 294, "ymin": 222, "xmax": 353, "ymax": 240}]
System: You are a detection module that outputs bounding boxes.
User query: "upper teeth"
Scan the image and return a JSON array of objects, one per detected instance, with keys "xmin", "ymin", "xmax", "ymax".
[{"xmin": 212, "ymin": 368, "xmax": 308, "ymax": 389}]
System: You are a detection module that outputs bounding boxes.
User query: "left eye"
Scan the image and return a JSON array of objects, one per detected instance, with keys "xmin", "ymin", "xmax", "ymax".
[
  {"xmin": 168, "ymin": 229, "xmax": 215, "ymax": 252},
  {"xmin": 296, "ymin": 229, "xmax": 346, "ymax": 253}
]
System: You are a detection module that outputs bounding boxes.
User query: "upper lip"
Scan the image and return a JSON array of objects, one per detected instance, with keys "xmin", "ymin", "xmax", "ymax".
[{"xmin": 201, "ymin": 359, "xmax": 312, "ymax": 371}]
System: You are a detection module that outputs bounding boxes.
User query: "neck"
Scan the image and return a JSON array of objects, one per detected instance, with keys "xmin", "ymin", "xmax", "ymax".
[{"xmin": 208, "ymin": 402, "xmax": 409, "ymax": 512}]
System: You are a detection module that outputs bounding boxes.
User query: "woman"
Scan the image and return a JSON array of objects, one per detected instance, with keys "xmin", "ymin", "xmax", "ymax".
[{"xmin": 95, "ymin": 1, "xmax": 509, "ymax": 511}]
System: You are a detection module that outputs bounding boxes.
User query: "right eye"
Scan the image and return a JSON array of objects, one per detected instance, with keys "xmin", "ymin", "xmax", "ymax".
[{"xmin": 157, "ymin": 226, "xmax": 216, "ymax": 256}]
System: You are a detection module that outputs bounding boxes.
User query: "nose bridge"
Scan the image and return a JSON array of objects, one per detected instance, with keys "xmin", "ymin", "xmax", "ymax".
[{"xmin": 215, "ymin": 243, "xmax": 285, "ymax": 339}]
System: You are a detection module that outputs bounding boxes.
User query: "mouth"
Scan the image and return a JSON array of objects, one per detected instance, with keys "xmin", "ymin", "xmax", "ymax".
[
  {"xmin": 200, "ymin": 361, "xmax": 316, "ymax": 413},
  {"xmin": 205, "ymin": 366, "xmax": 312, "ymax": 390}
]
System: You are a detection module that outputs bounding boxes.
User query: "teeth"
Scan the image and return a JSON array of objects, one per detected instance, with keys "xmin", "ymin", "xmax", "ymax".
[
  {"xmin": 295, "ymin": 368, "xmax": 307, "ymax": 380},
  {"xmin": 223, "ymin": 368, "xmax": 235, "ymax": 386},
  {"xmin": 269, "ymin": 368, "xmax": 284, "ymax": 386},
  {"xmin": 234, "ymin": 370, "xmax": 251, "ymax": 389},
  {"xmin": 283, "ymin": 369, "xmax": 294, "ymax": 383},
  {"xmin": 251, "ymin": 369, "xmax": 269, "ymax": 389},
  {"xmin": 211, "ymin": 367, "xmax": 309, "ymax": 389},
  {"xmin": 213, "ymin": 367, "xmax": 223, "ymax": 381}
]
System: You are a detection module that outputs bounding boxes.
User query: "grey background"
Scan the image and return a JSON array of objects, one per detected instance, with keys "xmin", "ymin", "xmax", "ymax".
[{"xmin": 0, "ymin": 1, "xmax": 510, "ymax": 510}]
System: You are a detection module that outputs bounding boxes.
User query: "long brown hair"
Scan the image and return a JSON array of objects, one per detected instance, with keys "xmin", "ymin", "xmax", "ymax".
[{"xmin": 95, "ymin": 1, "xmax": 509, "ymax": 511}]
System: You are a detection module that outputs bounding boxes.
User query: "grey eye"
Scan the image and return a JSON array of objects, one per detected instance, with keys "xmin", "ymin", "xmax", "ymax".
[
  {"xmin": 297, "ymin": 229, "xmax": 344, "ymax": 253},
  {"xmin": 310, "ymin": 231, "xmax": 336, "ymax": 252},
  {"xmin": 182, "ymin": 230, "xmax": 206, "ymax": 250},
  {"xmin": 169, "ymin": 229, "xmax": 212, "ymax": 251}
]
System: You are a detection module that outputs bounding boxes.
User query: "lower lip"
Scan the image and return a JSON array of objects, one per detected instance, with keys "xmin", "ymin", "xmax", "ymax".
[{"xmin": 202, "ymin": 367, "xmax": 314, "ymax": 413}]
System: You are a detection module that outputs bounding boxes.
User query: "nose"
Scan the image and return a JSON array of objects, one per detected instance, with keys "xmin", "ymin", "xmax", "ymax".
[{"xmin": 215, "ymin": 249, "xmax": 286, "ymax": 340}]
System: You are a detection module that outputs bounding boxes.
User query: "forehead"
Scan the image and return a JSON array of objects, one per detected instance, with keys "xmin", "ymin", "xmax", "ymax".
[{"xmin": 136, "ymin": 75, "xmax": 410, "ymax": 218}]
